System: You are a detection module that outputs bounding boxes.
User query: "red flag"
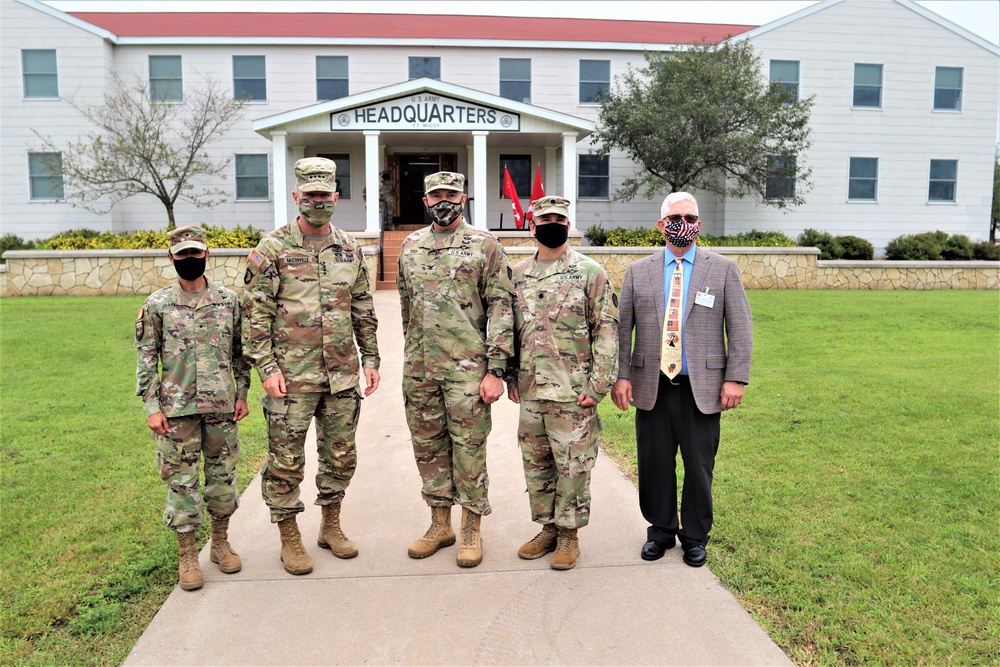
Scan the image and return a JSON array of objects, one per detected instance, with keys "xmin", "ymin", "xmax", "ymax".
[
  {"xmin": 502, "ymin": 166, "xmax": 525, "ymax": 229},
  {"xmin": 525, "ymin": 163, "xmax": 545, "ymax": 224}
]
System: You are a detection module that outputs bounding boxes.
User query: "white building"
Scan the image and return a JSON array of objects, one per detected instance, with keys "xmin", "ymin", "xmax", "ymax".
[{"xmin": 2, "ymin": 0, "xmax": 997, "ymax": 255}]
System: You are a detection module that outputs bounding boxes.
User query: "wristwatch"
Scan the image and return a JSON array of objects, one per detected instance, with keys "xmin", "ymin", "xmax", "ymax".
[{"xmin": 487, "ymin": 368, "xmax": 504, "ymax": 378}]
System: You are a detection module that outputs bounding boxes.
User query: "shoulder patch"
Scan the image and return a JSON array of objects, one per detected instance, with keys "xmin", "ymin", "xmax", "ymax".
[
  {"xmin": 135, "ymin": 307, "xmax": 145, "ymax": 341},
  {"xmin": 136, "ymin": 306, "xmax": 144, "ymax": 322},
  {"xmin": 248, "ymin": 249, "xmax": 267, "ymax": 270},
  {"xmin": 244, "ymin": 267, "xmax": 254, "ymax": 284}
]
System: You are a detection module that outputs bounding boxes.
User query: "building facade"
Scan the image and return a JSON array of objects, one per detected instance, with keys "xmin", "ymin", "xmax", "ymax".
[{"xmin": 2, "ymin": 0, "xmax": 997, "ymax": 255}]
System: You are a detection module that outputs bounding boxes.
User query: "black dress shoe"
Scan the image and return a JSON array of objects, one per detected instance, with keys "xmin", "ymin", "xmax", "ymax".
[
  {"xmin": 641, "ymin": 538, "xmax": 675, "ymax": 561},
  {"xmin": 682, "ymin": 544, "xmax": 707, "ymax": 567}
]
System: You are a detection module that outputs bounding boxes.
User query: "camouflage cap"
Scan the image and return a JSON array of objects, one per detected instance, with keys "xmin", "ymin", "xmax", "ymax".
[
  {"xmin": 168, "ymin": 225, "xmax": 208, "ymax": 253},
  {"xmin": 424, "ymin": 171, "xmax": 465, "ymax": 195},
  {"xmin": 532, "ymin": 196, "xmax": 571, "ymax": 219},
  {"xmin": 295, "ymin": 157, "xmax": 337, "ymax": 193}
]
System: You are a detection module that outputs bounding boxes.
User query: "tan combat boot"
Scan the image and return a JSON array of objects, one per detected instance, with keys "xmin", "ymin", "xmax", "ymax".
[
  {"xmin": 550, "ymin": 527, "xmax": 580, "ymax": 570},
  {"xmin": 317, "ymin": 502, "xmax": 358, "ymax": 559},
  {"xmin": 277, "ymin": 515, "xmax": 313, "ymax": 575},
  {"xmin": 517, "ymin": 523, "xmax": 558, "ymax": 560},
  {"xmin": 176, "ymin": 531, "xmax": 204, "ymax": 591},
  {"xmin": 456, "ymin": 507, "xmax": 483, "ymax": 568},
  {"xmin": 408, "ymin": 506, "xmax": 455, "ymax": 558},
  {"xmin": 209, "ymin": 517, "xmax": 242, "ymax": 573}
]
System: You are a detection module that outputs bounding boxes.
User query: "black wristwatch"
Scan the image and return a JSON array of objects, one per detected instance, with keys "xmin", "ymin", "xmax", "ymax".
[{"xmin": 487, "ymin": 368, "xmax": 504, "ymax": 378}]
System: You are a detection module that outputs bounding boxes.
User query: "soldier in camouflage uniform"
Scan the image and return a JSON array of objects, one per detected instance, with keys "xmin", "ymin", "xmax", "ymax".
[
  {"xmin": 135, "ymin": 225, "xmax": 250, "ymax": 591},
  {"xmin": 397, "ymin": 171, "xmax": 514, "ymax": 568},
  {"xmin": 243, "ymin": 157, "xmax": 380, "ymax": 576},
  {"xmin": 505, "ymin": 196, "xmax": 619, "ymax": 570}
]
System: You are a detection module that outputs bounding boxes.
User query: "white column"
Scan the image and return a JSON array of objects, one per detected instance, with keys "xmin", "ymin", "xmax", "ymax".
[
  {"xmin": 544, "ymin": 145, "xmax": 558, "ymax": 198},
  {"xmin": 472, "ymin": 131, "xmax": 488, "ymax": 230},
  {"xmin": 364, "ymin": 131, "xmax": 380, "ymax": 233},
  {"xmin": 562, "ymin": 132, "xmax": 578, "ymax": 230},
  {"xmin": 271, "ymin": 131, "xmax": 287, "ymax": 230}
]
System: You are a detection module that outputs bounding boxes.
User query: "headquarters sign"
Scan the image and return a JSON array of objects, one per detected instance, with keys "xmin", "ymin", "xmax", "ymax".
[{"xmin": 332, "ymin": 94, "xmax": 519, "ymax": 132}]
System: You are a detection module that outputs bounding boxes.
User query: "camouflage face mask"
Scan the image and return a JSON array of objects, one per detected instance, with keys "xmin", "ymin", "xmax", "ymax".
[
  {"xmin": 298, "ymin": 199, "xmax": 335, "ymax": 227},
  {"xmin": 428, "ymin": 200, "xmax": 463, "ymax": 227}
]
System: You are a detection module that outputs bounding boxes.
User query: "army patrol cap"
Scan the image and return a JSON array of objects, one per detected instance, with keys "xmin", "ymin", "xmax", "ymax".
[
  {"xmin": 424, "ymin": 171, "xmax": 465, "ymax": 195},
  {"xmin": 532, "ymin": 196, "xmax": 571, "ymax": 219},
  {"xmin": 295, "ymin": 157, "xmax": 337, "ymax": 193},
  {"xmin": 168, "ymin": 225, "xmax": 208, "ymax": 253}
]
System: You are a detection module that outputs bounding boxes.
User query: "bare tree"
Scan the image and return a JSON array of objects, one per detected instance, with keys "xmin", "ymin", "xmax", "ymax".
[{"xmin": 36, "ymin": 72, "xmax": 248, "ymax": 229}]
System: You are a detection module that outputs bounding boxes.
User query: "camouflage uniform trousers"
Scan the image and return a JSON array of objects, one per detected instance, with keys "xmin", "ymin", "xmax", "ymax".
[
  {"xmin": 155, "ymin": 412, "xmax": 240, "ymax": 533},
  {"xmin": 402, "ymin": 376, "xmax": 492, "ymax": 515},
  {"xmin": 518, "ymin": 399, "xmax": 601, "ymax": 529},
  {"xmin": 261, "ymin": 389, "xmax": 361, "ymax": 523}
]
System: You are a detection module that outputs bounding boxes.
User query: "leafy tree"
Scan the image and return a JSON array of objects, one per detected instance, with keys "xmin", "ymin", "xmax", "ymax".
[
  {"xmin": 36, "ymin": 73, "xmax": 248, "ymax": 229},
  {"xmin": 592, "ymin": 40, "xmax": 813, "ymax": 207}
]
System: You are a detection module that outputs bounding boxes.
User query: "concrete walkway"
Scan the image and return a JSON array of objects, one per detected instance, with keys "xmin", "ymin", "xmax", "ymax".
[{"xmin": 125, "ymin": 290, "xmax": 791, "ymax": 667}]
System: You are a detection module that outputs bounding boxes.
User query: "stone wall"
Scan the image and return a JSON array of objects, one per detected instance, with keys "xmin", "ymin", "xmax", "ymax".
[{"xmin": 2, "ymin": 245, "xmax": 997, "ymax": 296}]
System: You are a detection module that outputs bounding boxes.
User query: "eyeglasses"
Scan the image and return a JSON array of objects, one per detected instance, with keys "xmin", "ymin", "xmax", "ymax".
[{"xmin": 664, "ymin": 214, "xmax": 700, "ymax": 224}]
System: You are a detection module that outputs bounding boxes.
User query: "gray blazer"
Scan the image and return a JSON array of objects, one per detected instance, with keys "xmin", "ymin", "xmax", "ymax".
[{"xmin": 617, "ymin": 247, "xmax": 753, "ymax": 414}]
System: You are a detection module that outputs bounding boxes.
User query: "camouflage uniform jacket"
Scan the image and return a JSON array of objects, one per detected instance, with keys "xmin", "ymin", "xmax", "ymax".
[
  {"xmin": 507, "ymin": 248, "xmax": 619, "ymax": 403},
  {"xmin": 397, "ymin": 220, "xmax": 514, "ymax": 381},
  {"xmin": 135, "ymin": 278, "xmax": 250, "ymax": 417},
  {"xmin": 242, "ymin": 221, "xmax": 380, "ymax": 394}
]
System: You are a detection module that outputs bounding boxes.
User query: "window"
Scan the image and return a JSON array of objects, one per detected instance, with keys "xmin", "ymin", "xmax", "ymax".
[
  {"xmin": 848, "ymin": 158, "xmax": 878, "ymax": 201},
  {"xmin": 853, "ymin": 64, "xmax": 882, "ymax": 108},
  {"xmin": 409, "ymin": 57, "xmax": 440, "ymax": 80},
  {"xmin": 765, "ymin": 156, "xmax": 796, "ymax": 200},
  {"xmin": 233, "ymin": 56, "xmax": 266, "ymax": 101},
  {"xmin": 579, "ymin": 155, "xmax": 610, "ymax": 199},
  {"xmin": 149, "ymin": 55, "xmax": 182, "ymax": 102},
  {"xmin": 769, "ymin": 60, "xmax": 799, "ymax": 103},
  {"xmin": 316, "ymin": 153, "xmax": 351, "ymax": 198},
  {"xmin": 235, "ymin": 154, "xmax": 269, "ymax": 200},
  {"xmin": 500, "ymin": 58, "xmax": 531, "ymax": 103},
  {"xmin": 22, "ymin": 49, "xmax": 58, "ymax": 98},
  {"xmin": 928, "ymin": 159, "xmax": 957, "ymax": 202},
  {"xmin": 933, "ymin": 67, "xmax": 962, "ymax": 111},
  {"xmin": 579, "ymin": 60, "xmax": 610, "ymax": 104},
  {"xmin": 316, "ymin": 56, "xmax": 348, "ymax": 101},
  {"xmin": 28, "ymin": 152, "xmax": 64, "ymax": 200},
  {"xmin": 499, "ymin": 155, "xmax": 531, "ymax": 199}
]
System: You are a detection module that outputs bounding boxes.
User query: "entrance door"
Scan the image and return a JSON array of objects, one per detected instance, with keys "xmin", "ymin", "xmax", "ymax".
[{"xmin": 397, "ymin": 154, "xmax": 458, "ymax": 227}]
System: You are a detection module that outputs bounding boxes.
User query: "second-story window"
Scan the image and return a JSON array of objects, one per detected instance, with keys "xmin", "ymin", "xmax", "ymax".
[
  {"xmin": 316, "ymin": 56, "xmax": 348, "ymax": 101},
  {"xmin": 500, "ymin": 58, "xmax": 531, "ymax": 103},
  {"xmin": 22, "ymin": 49, "xmax": 58, "ymax": 98},
  {"xmin": 409, "ymin": 57, "xmax": 441, "ymax": 80},
  {"xmin": 149, "ymin": 55, "xmax": 182, "ymax": 102},
  {"xmin": 233, "ymin": 56, "xmax": 266, "ymax": 102}
]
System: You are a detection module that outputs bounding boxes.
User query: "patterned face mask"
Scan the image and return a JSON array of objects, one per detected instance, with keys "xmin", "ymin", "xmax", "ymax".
[
  {"xmin": 428, "ymin": 199, "xmax": 464, "ymax": 226},
  {"xmin": 298, "ymin": 199, "xmax": 335, "ymax": 227},
  {"xmin": 663, "ymin": 216, "xmax": 700, "ymax": 248}
]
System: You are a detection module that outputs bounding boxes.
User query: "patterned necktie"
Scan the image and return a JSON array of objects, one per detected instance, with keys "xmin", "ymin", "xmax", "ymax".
[{"xmin": 661, "ymin": 257, "xmax": 683, "ymax": 380}]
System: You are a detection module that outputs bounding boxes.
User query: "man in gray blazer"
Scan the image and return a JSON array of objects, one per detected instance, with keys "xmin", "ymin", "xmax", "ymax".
[{"xmin": 612, "ymin": 192, "xmax": 752, "ymax": 567}]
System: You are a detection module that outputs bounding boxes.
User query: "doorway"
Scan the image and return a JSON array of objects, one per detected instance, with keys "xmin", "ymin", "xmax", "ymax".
[{"xmin": 396, "ymin": 153, "xmax": 458, "ymax": 228}]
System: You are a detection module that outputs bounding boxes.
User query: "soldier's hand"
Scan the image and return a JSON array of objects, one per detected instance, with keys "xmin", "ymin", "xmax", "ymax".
[
  {"xmin": 611, "ymin": 379, "xmax": 633, "ymax": 412},
  {"xmin": 233, "ymin": 399, "xmax": 249, "ymax": 421},
  {"xmin": 147, "ymin": 412, "xmax": 170, "ymax": 435},
  {"xmin": 577, "ymin": 393, "xmax": 597, "ymax": 408},
  {"xmin": 364, "ymin": 368, "xmax": 380, "ymax": 397},
  {"xmin": 480, "ymin": 374, "xmax": 504, "ymax": 404},
  {"xmin": 263, "ymin": 373, "xmax": 287, "ymax": 398},
  {"xmin": 508, "ymin": 385, "xmax": 520, "ymax": 404}
]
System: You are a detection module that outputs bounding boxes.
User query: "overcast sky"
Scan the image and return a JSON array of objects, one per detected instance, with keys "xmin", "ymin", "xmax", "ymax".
[{"xmin": 43, "ymin": 1, "xmax": 1000, "ymax": 46}]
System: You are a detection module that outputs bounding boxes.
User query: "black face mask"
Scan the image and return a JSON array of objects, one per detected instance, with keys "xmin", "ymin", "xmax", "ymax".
[
  {"xmin": 533, "ymin": 222, "xmax": 569, "ymax": 249},
  {"xmin": 174, "ymin": 256, "xmax": 206, "ymax": 281}
]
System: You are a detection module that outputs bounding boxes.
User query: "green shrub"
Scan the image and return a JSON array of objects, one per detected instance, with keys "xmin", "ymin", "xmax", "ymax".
[
  {"xmin": 836, "ymin": 235, "xmax": 874, "ymax": 260},
  {"xmin": 885, "ymin": 232, "xmax": 945, "ymax": 260},
  {"xmin": 0, "ymin": 234, "xmax": 36, "ymax": 263},
  {"xmin": 32, "ymin": 225, "xmax": 264, "ymax": 251},
  {"xmin": 701, "ymin": 229, "xmax": 797, "ymax": 248},
  {"xmin": 583, "ymin": 224, "xmax": 608, "ymax": 247},
  {"xmin": 973, "ymin": 241, "xmax": 1000, "ymax": 261},
  {"xmin": 797, "ymin": 228, "xmax": 844, "ymax": 259},
  {"xmin": 604, "ymin": 226, "xmax": 665, "ymax": 247},
  {"xmin": 941, "ymin": 234, "xmax": 974, "ymax": 260}
]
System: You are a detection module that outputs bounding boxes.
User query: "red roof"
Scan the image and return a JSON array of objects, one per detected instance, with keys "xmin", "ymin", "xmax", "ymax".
[{"xmin": 69, "ymin": 12, "xmax": 754, "ymax": 44}]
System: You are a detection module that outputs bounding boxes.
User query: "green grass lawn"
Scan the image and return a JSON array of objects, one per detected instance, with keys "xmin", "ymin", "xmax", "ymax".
[
  {"xmin": 602, "ymin": 290, "xmax": 999, "ymax": 665},
  {"xmin": 0, "ymin": 296, "xmax": 269, "ymax": 666},
  {"xmin": 1, "ymin": 291, "xmax": 997, "ymax": 665}
]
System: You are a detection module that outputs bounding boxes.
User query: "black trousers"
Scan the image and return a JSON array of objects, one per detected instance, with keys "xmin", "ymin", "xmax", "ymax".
[{"xmin": 635, "ymin": 374, "xmax": 720, "ymax": 548}]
